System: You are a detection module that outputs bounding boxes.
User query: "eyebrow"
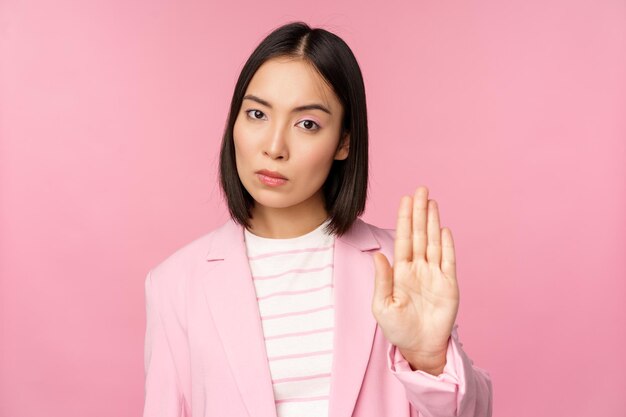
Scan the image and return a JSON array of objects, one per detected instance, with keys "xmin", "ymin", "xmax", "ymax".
[{"xmin": 242, "ymin": 94, "xmax": 332, "ymax": 115}]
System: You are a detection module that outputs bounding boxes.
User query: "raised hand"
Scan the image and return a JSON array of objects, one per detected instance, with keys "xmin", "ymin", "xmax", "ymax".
[{"xmin": 371, "ymin": 186, "xmax": 460, "ymax": 375}]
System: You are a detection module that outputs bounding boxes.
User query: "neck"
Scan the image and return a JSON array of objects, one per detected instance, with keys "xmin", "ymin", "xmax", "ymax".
[{"xmin": 247, "ymin": 194, "xmax": 329, "ymax": 239}]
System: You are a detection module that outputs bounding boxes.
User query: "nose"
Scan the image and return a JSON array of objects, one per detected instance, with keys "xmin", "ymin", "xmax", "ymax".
[{"xmin": 263, "ymin": 122, "xmax": 289, "ymax": 160}]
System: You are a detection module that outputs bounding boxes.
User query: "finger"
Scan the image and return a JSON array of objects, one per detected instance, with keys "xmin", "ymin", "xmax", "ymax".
[
  {"xmin": 441, "ymin": 227, "xmax": 457, "ymax": 280},
  {"xmin": 394, "ymin": 195, "xmax": 413, "ymax": 265},
  {"xmin": 372, "ymin": 252, "xmax": 393, "ymax": 311},
  {"xmin": 412, "ymin": 186, "xmax": 429, "ymax": 262},
  {"xmin": 426, "ymin": 199, "xmax": 442, "ymax": 266}
]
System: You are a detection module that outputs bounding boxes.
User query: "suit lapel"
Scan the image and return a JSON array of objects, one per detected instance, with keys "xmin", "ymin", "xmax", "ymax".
[
  {"xmin": 327, "ymin": 218, "xmax": 381, "ymax": 417},
  {"xmin": 201, "ymin": 217, "xmax": 381, "ymax": 417},
  {"xmin": 201, "ymin": 218, "xmax": 278, "ymax": 417}
]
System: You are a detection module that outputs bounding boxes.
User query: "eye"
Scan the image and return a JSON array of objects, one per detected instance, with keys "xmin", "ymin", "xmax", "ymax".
[
  {"xmin": 245, "ymin": 109, "xmax": 266, "ymax": 120},
  {"xmin": 296, "ymin": 119, "xmax": 320, "ymax": 131}
]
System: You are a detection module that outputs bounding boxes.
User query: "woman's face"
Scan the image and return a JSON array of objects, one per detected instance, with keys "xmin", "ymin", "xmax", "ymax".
[{"xmin": 233, "ymin": 56, "xmax": 349, "ymax": 216}]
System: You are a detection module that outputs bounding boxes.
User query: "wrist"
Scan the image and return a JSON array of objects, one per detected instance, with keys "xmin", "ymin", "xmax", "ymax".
[{"xmin": 398, "ymin": 347, "xmax": 447, "ymax": 376}]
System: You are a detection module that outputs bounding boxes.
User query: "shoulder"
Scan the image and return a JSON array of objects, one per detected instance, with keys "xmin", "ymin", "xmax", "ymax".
[
  {"xmin": 366, "ymin": 221, "xmax": 396, "ymax": 240},
  {"xmin": 145, "ymin": 219, "xmax": 229, "ymax": 288},
  {"xmin": 357, "ymin": 217, "xmax": 396, "ymax": 249}
]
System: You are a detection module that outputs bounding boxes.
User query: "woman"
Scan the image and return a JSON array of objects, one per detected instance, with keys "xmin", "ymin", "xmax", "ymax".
[{"xmin": 143, "ymin": 21, "xmax": 493, "ymax": 417}]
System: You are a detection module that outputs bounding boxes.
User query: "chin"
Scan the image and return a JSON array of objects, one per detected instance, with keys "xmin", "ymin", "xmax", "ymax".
[{"xmin": 253, "ymin": 196, "xmax": 299, "ymax": 210}]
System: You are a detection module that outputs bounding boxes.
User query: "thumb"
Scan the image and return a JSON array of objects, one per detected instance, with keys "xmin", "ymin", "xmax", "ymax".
[{"xmin": 372, "ymin": 251, "xmax": 393, "ymax": 311}]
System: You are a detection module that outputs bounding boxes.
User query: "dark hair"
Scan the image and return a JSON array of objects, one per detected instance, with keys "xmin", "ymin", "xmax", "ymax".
[{"xmin": 218, "ymin": 21, "xmax": 369, "ymax": 237}]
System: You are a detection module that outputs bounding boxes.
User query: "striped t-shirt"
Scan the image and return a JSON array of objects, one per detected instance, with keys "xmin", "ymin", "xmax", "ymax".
[{"xmin": 243, "ymin": 217, "xmax": 335, "ymax": 417}]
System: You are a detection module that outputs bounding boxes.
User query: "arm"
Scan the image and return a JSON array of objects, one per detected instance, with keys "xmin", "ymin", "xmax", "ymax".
[
  {"xmin": 373, "ymin": 188, "xmax": 493, "ymax": 416},
  {"xmin": 143, "ymin": 270, "xmax": 185, "ymax": 417},
  {"xmin": 387, "ymin": 324, "xmax": 493, "ymax": 417}
]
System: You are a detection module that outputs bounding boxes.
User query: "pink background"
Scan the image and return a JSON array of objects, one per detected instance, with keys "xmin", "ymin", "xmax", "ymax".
[{"xmin": 1, "ymin": 0, "xmax": 625, "ymax": 416}]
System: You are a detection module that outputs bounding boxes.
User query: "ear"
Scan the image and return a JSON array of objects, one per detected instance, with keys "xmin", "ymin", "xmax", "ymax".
[{"xmin": 334, "ymin": 131, "xmax": 350, "ymax": 161}]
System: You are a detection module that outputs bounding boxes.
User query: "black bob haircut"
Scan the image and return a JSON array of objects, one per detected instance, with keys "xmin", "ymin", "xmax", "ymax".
[{"xmin": 218, "ymin": 21, "xmax": 369, "ymax": 237}]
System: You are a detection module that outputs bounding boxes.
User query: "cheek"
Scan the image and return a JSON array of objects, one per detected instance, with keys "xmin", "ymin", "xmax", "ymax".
[
  {"xmin": 233, "ymin": 120, "xmax": 252, "ymax": 160},
  {"xmin": 233, "ymin": 117, "xmax": 244, "ymax": 149},
  {"xmin": 297, "ymin": 143, "xmax": 337, "ymax": 180},
  {"xmin": 305, "ymin": 137, "xmax": 339, "ymax": 164}
]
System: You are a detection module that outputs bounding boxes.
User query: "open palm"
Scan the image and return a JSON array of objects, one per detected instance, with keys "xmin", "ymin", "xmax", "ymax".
[{"xmin": 371, "ymin": 186, "xmax": 460, "ymax": 371}]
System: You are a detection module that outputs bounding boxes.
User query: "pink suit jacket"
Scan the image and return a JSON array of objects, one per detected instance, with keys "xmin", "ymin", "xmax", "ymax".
[{"xmin": 143, "ymin": 216, "xmax": 493, "ymax": 417}]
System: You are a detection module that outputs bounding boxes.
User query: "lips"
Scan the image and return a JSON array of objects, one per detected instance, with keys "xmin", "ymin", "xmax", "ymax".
[{"xmin": 256, "ymin": 169, "xmax": 287, "ymax": 180}]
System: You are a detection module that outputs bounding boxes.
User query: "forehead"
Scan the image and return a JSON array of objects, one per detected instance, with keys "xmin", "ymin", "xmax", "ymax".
[{"xmin": 245, "ymin": 57, "xmax": 341, "ymax": 112}]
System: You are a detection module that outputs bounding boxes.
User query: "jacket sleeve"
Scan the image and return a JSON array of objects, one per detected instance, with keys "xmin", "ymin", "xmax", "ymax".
[
  {"xmin": 386, "ymin": 324, "xmax": 493, "ymax": 417},
  {"xmin": 143, "ymin": 270, "xmax": 186, "ymax": 417}
]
